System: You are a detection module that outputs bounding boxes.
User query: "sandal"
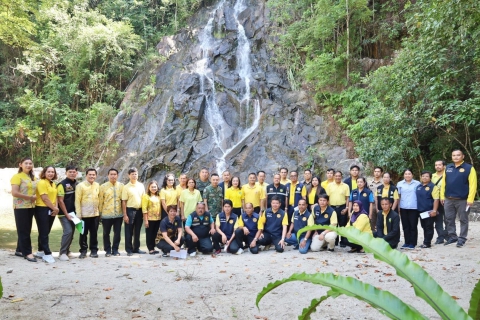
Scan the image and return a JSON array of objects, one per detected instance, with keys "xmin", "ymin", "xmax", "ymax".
[{"xmin": 347, "ymin": 248, "xmax": 358, "ymax": 253}]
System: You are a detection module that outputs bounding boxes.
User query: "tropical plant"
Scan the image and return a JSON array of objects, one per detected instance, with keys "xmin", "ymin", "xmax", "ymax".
[{"xmin": 257, "ymin": 226, "xmax": 480, "ymax": 320}]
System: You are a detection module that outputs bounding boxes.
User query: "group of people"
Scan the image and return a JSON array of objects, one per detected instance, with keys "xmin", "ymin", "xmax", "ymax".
[{"xmin": 10, "ymin": 149, "xmax": 476, "ymax": 263}]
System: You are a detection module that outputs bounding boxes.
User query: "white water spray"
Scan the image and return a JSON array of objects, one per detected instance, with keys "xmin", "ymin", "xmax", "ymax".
[{"xmin": 195, "ymin": 0, "xmax": 261, "ymax": 174}]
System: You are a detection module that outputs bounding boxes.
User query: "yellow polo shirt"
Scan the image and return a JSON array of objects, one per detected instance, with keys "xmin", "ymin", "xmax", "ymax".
[
  {"xmin": 36, "ymin": 179, "xmax": 57, "ymax": 207},
  {"xmin": 321, "ymin": 179, "xmax": 333, "ymax": 190},
  {"xmin": 241, "ymin": 183, "xmax": 265, "ymax": 208},
  {"xmin": 225, "ymin": 187, "xmax": 244, "ymax": 208},
  {"xmin": 326, "ymin": 182, "xmax": 349, "ymax": 206},
  {"xmin": 160, "ymin": 187, "xmax": 178, "ymax": 206},
  {"xmin": 121, "ymin": 181, "xmax": 145, "ymax": 208}
]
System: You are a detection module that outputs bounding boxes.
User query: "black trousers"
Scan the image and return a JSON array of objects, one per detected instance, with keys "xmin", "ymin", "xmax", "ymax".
[
  {"xmin": 253, "ymin": 206, "xmax": 260, "ymax": 214},
  {"xmin": 420, "ymin": 216, "xmax": 435, "ymax": 245},
  {"xmin": 345, "ymin": 238, "xmax": 362, "ymax": 250},
  {"xmin": 79, "ymin": 216, "xmax": 99, "ymax": 253},
  {"xmin": 234, "ymin": 228, "xmax": 259, "ymax": 254},
  {"xmin": 232, "ymin": 208, "xmax": 242, "ymax": 215},
  {"xmin": 14, "ymin": 208, "xmax": 35, "ymax": 256},
  {"xmin": 185, "ymin": 234, "xmax": 213, "ymax": 254},
  {"xmin": 157, "ymin": 237, "xmax": 185, "ymax": 253},
  {"xmin": 34, "ymin": 206, "xmax": 55, "ymax": 255},
  {"xmin": 145, "ymin": 220, "xmax": 161, "ymax": 251},
  {"xmin": 332, "ymin": 205, "xmax": 347, "ymax": 245},
  {"xmin": 102, "ymin": 217, "xmax": 123, "ymax": 254},
  {"xmin": 212, "ymin": 232, "xmax": 240, "ymax": 253},
  {"xmin": 257, "ymin": 232, "xmax": 284, "ymax": 253},
  {"xmin": 400, "ymin": 209, "xmax": 419, "ymax": 246},
  {"xmin": 124, "ymin": 208, "xmax": 143, "ymax": 253},
  {"xmin": 434, "ymin": 203, "xmax": 448, "ymax": 242}
]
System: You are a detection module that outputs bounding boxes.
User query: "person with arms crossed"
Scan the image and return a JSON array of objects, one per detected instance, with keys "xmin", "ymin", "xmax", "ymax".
[
  {"xmin": 11, "ymin": 157, "xmax": 38, "ymax": 262},
  {"xmin": 310, "ymin": 195, "xmax": 338, "ymax": 252},
  {"xmin": 235, "ymin": 203, "xmax": 260, "ymax": 254},
  {"xmin": 440, "ymin": 149, "xmax": 477, "ymax": 248},
  {"xmin": 75, "ymin": 168, "xmax": 100, "ymax": 259},
  {"xmin": 257, "ymin": 196, "xmax": 288, "ymax": 253},
  {"xmin": 99, "ymin": 168, "xmax": 124, "ymax": 257},
  {"xmin": 184, "ymin": 202, "xmax": 215, "ymax": 256},
  {"xmin": 122, "ymin": 167, "xmax": 146, "ymax": 256}
]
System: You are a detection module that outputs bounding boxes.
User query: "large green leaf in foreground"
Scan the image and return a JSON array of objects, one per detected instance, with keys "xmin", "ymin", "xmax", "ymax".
[
  {"xmin": 468, "ymin": 278, "xmax": 480, "ymax": 319},
  {"xmin": 256, "ymin": 272, "xmax": 427, "ymax": 320},
  {"xmin": 296, "ymin": 226, "xmax": 470, "ymax": 320}
]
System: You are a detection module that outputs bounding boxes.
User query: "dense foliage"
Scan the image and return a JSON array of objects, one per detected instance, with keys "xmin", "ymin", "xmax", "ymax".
[
  {"xmin": 0, "ymin": 0, "xmax": 200, "ymax": 167},
  {"xmin": 268, "ymin": 0, "xmax": 480, "ymax": 179}
]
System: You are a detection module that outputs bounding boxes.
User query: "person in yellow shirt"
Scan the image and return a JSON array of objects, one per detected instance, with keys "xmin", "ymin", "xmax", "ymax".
[
  {"xmin": 256, "ymin": 170, "xmax": 268, "ymax": 193},
  {"xmin": 279, "ymin": 167, "xmax": 291, "ymax": 185},
  {"xmin": 179, "ymin": 178, "xmax": 203, "ymax": 222},
  {"xmin": 122, "ymin": 167, "xmax": 146, "ymax": 256},
  {"xmin": 35, "ymin": 166, "xmax": 59, "ymax": 264},
  {"xmin": 160, "ymin": 173, "xmax": 178, "ymax": 220},
  {"xmin": 225, "ymin": 176, "xmax": 244, "ymax": 215},
  {"xmin": 432, "ymin": 160, "xmax": 447, "ymax": 244},
  {"xmin": 142, "ymin": 181, "xmax": 161, "ymax": 254},
  {"xmin": 306, "ymin": 176, "xmax": 326, "ymax": 212},
  {"xmin": 99, "ymin": 168, "xmax": 124, "ymax": 257},
  {"xmin": 326, "ymin": 171, "xmax": 350, "ymax": 247},
  {"xmin": 345, "ymin": 200, "xmax": 372, "ymax": 253},
  {"xmin": 75, "ymin": 168, "xmax": 100, "ymax": 259},
  {"xmin": 242, "ymin": 173, "xmax": 266, "ymax": 213},
  {"xmin": 176, "ymin": 173, "xmax": 188, "ymax": 197},
  {"xmin": 11, "ymin": 157, "xmax": 38, "ymax": 262},
  {"xmin": 321, "ymin": 168, "xmax": 335, "ymax": 190}
]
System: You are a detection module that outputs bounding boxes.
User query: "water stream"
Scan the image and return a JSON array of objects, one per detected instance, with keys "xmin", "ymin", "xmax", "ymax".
[{"xmin": 195, "ymin": 0, "xmax": 261, "ymax": 174}]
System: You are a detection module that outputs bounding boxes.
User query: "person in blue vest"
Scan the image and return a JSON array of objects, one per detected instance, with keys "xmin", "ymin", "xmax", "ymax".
[
  {"xmin": 416, "ymin": 171, "xmax": 440, "ymax": 248},
  {"xmin": 440, "ymin": 149, "xmax": 478, "ymax": 248},
  {"xmin": 257, "ymin": 196, "xmax": 288, "ymax": 252},
  {"xmin": 375, "ymin": 198, "xmax": 400, "ymax": 249},
  {"xmin": 348, "ymin": 177, "xmax": 374, "ymax": 222},
  {"xmin": 235, "ymin": 202, "xmax": 260, "ymax": 254},
  {"xmin": 285, "ymin": 171, "xmax": 307, "ymax": 223},
  {"xmin": 374, "ymin": 172, "xmax": 399, "ymax": 212},
  {"xmin": 285, "ymin": 199, "xmax": 313, "ymax": 254},
  {"xmin": 184, "ymin": 202, "xmax": 215, "ymax": 257},
  {"xmin": 310, "ymin": 194, "xmax": 338, "ymax": 252},
  {"xmin": 212, "ymin": 200, "xmax": 240, "ymax": 255},
  {"xmin": 343, "ymin": 165, "xmax": 360, "ymax": 193},
  {"xmin": 157, "ymin": 205, "xmax": 184, "ymax": 257}
]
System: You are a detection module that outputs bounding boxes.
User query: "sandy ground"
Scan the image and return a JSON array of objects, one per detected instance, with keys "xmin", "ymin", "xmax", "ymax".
[{"xmin": 1, "ymin": 168, "xmax": 479, "ymax": 319}]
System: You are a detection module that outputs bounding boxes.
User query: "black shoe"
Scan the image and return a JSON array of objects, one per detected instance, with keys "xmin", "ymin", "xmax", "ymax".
[
  {"xmin": 293, "ymin": 245, "xmax": 299, "ymax": 250},
  {"xmin": 456, "ymin": 240, "xmax": 465, "ymax": 248},
  {"xmin": 340, "ymin": 244, "xmax": 346, "ymax": 248},
  {"xmin": 105, "ymin": 253, "xmax": 111, "ymax": 257},
  {"xmin": 133, "ymin": 250, "xmax": 146, "ymax": 254},
  {"xmin": 113, "ymin": 252, "xmax": 120, "ymax": 256},
  {"xmin": 444, "ymin": 238, "xmax": 458, "ymax": 246},
  {"xmin": 90, "ymin": 252, "xmax": 98, "ymax": 258},
  {"xmin": 434, "ymin": 239, "xmax": 444, "ymax": 245},
  {"xmin": 327, "ymin": 249, "xmax": 334, "ymax": 252},
  {"xmin": 127, "ymin": 252, "xmax": 134, "ymax": 256},
  {"xmin": 24, "ymin": 256, "xmax": 37, "ymax": 262},
  {"xmin": 79, "ymin": 252, "xmax": 87, "ymax": 259},
  {"xmin": 420, "ymin": 244, "xmax": 431, "ymax": 248},
  {"xmin": 162, "ymin": 253, "xmax": 168, "ymax": 257},
  {"xmin": 15, "ymin": 251, "xmax": 23, "ymax": 257}
]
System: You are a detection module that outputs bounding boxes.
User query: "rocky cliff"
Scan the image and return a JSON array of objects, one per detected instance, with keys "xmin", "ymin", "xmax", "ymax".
[{"xmin": 100, "ymin": 0, "xmax": 357, "ymax": 182}]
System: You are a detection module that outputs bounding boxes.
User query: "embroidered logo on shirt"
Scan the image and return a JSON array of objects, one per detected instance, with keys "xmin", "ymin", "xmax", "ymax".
[
  {"xmin": 324, "ymin": 214, "xmax": 329, "ymax": 218},
  {"xmin": 276, "ymin": 214, "xmax": 281, "ymax": 218},
  {"xmin": 253, "ymin": 218, "xmax": 257, "ymax": 222},
  {"xmin": 459, "ymin": 168, "xmax": 465, "ymax": 173},
  {"xmin": 302, "ymin": 217, "xmax": 306, "ymax": 221},
  {"xmin": 229, "ymin": 220, "xmax": 233, "ymax": 224},
  {"xmin": 425, "ymin": 187, "xmax": 430, "ymax": 191},
  {"xmin": 362, "ymin": 193, "xmax": 367, "ymax": 197}
]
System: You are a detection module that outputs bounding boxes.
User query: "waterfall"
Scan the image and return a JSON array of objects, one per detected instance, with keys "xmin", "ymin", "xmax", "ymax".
[{"xmin": 195, "ymin": 0, "xmax": 261, "ymax": 174}]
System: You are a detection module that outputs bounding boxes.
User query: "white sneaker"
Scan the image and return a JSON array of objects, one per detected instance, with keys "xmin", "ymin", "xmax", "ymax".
[
  {"xmin": 59, "ymin": 254, "xmax": 69, "ymax": 261},
  {"xmin": 42, "ymin": 254, "xmax": 55, "ymax": 264},
  {"xmin": 35, "ymin": 251, "xmax": 45, "ymax": 258},
  {"xmin": 236, "ymin": 248, "xmax": 244, "ymax": 255},
  {"xmin": 189, "ymin": 252, "xmax": 196, "ymax": 257}
]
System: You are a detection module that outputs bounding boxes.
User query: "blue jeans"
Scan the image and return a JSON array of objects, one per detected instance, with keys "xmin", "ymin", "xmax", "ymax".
[{"xmin": 285, "ymin": 233, "xmax": 311, "ymax": 254}]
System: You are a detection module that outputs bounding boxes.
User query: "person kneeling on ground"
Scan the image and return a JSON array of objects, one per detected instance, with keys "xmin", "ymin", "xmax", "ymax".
[
  {"xmin": 345, "ymin": 200, "xmax": 372, "ymax": 253},
  {"xmin": 235, "ymin": 203, "xmax": 260, "ymax": 254},
  {"xmin": 212, "ymin": 200, "xmax": 241, "ymax": 255},
  {"xmin": 374, "ymin": 198, "xmax": 400, "ymax": 249},
  {"xmin": 285, "ymin": 199, "xmax": 313, "ymax": 254},
  {"xmin": 310, "ymin": 194, "xmax": 337, "ymax": 252},
  {"xmin": 257, "ymin": 196, "xmax": 288, "ymax": 252},
  {"xmin": 184, "ymin": 202, "xmax": 215, "ymax": 257},
  {"xmin": 157, "ymin": 205, "xmax": 184, "ymax": 257}
]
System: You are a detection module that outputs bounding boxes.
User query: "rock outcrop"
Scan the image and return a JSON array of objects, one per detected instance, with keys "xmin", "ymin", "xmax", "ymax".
[{"xmin": 100, "ymin": 0, "xmax": 357, "ymax": 182}]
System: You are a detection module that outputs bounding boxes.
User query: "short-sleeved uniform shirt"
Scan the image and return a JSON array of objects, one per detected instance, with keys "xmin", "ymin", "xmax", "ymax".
[
  {"xmin": 160, "ymin": 187, "xmax": 178, "ymax": 207},
  {"xmin": 225, "ymin": 187, "xmax": 244, "ymax": 208},
  {"xmin": 203, "ymin": 185, "xmax": 223, "ymax": 216},
  {"xmin": 179, "ymin": 189, "xmax": 202, "ymax": 218},
  {"xmin": 121, "ymin": 181, "xmax": 145, "ymax": 209},
  {"xmin": 159, "ymin": 216, "xmax": 183, "ymax": 241},
  {"xmin": 11, "ymin": 172, "xmax": 37, "ymax": 209},
  {"xmin": 142, "ymin": 194, "xmax": 161, "ymax": 220},
  {"xmin": 326, "ymin": 182, "xmax": 350, "ymax": 206},
  {"xmin": 241, "ymin": 184, "xmax": 266, "ymax": 208},
  {"xmin": 36, "ymin": 179, "xmax": 57, "ymax": 207},
  {"xmin": 185, "ymin": 213, "xmax": 214, "ymax": 227}
]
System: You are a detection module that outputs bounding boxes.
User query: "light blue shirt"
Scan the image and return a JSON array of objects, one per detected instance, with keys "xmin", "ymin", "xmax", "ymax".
[{"xmin": 397, "ymin": 179, "xmax": 421, "ymax": 209}]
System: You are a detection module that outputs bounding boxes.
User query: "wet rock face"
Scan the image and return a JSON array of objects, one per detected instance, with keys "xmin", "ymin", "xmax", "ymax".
[{"xmin": 101, "ymin": 0, "xmax": 356, "ymax": 183}]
